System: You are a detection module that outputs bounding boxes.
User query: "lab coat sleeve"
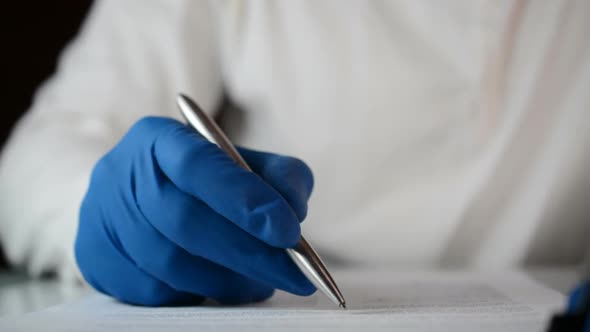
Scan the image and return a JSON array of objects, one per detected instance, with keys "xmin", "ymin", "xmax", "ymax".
[{"xmin": 0, "ymin": 0, "xmax": 223, "ymax": 281}]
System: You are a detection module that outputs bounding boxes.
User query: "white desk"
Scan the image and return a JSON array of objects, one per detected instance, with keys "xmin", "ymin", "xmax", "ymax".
[{"xmin": 0, "ymin": 271, "xmax": 89, "ymax": 317}]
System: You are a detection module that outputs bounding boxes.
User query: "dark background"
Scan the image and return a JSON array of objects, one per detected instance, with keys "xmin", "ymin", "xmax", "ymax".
[{"xmin": 0, "ymin": 2, "xmax": 94, "ymax": 268}]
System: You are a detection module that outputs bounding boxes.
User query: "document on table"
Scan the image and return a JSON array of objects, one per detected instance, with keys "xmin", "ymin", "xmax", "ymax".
[{"xmin": 0, "ymin": 269, "xmax": 565, "ymax": 332}]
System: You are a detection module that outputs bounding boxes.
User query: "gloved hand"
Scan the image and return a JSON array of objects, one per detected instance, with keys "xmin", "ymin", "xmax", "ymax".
[
  {"xmin": 548, "ymin": 280, "xmax": 590, "ymax": 331},
  {"xmin": 75, "ymin": 116, "xmax": 316, "ymax": 306},
  {"xmin": 566, "ymin": 280, "xmax": 590, "ymax": 331}
]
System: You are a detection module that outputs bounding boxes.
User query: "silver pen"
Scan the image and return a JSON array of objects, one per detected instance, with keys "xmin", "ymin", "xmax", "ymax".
[{"xmin": 176, "ymin": 93, "xmax": 346, "ymax": 309}]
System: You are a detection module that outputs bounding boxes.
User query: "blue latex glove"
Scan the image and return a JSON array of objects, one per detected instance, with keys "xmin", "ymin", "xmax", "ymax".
[
  {"xmin": 566, "ymin": 280, "xmax": 590, "ymax": 331},
  {"xmin": 75, "ymin": 117, "xmax": 316, "ymax": 306}
]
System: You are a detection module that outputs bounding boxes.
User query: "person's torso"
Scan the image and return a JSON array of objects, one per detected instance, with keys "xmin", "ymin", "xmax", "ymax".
[{"xmin": 206, "ymin": 0, "xmax": 590, "ymax": 268}]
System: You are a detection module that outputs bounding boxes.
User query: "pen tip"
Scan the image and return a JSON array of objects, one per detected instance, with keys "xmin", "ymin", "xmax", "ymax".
[{"xmin": 339, "ymin": 302, "xmax": 347, "ymax": 309}]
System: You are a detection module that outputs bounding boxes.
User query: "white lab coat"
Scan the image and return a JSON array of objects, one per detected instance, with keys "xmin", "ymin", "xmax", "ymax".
[{"xmin": 0, "ymin": 0, "xmax": 589, "ymax": 281}]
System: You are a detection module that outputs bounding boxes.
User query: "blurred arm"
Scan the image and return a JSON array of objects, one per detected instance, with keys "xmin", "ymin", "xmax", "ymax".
[{"xmin": 0, "ymin": 0, "xmax": 223, "ymax": 281}]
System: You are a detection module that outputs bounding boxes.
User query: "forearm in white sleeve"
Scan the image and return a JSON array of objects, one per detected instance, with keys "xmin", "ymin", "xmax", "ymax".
[{"xmin": 0, "ymin": 0, "xmax": 223, "ymax": 281}]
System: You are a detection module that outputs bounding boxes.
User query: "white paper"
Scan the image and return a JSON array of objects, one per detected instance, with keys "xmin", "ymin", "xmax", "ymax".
[{"xmin": 0, "ymin": 269, "xmax": 565, "ymax": 332}]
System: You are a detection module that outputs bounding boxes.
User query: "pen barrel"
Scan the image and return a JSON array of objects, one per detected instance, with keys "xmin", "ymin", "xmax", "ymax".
[
  {"xmin": 178, "ymin": 96, "xmax": 251, "ymax": 171},
  {"xmin": 177, "ymin": 94, "xmax": 345, "ymax": 307}
]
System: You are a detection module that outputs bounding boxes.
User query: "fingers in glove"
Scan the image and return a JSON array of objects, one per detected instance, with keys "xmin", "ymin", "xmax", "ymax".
[
  {"xmin": 134, "ymin": 169, "xmax": 315, "ymax": 296},
  {"xmin": 238, "ymin": 147, "xmax": 314, "ymax": 221},
  {"xmin": 153, "ymin": 121, "xmax": 301, "ymax": 248},
  {"xmin": 76, "ymin": 205, "xmax": 204, "ymax": 306}
]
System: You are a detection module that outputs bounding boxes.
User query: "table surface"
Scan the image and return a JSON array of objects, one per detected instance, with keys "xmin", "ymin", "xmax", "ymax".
[{"xmin": 0, "ymin": 267, "xmax": 582, "ymax": 318}]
